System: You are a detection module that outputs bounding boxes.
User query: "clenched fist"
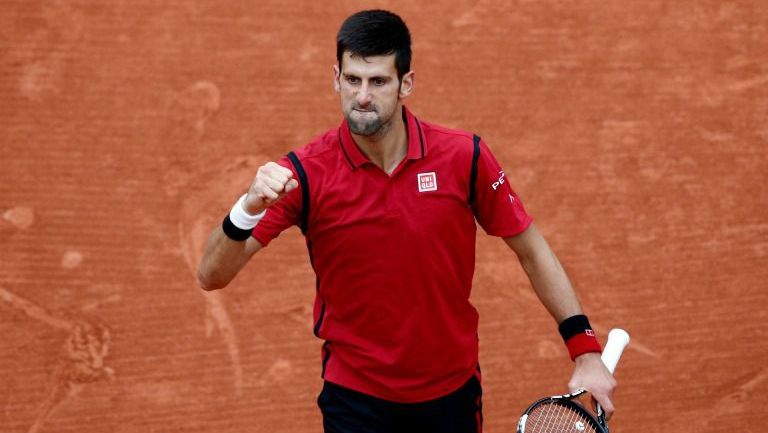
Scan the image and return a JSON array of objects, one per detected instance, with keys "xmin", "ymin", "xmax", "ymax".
[{"xmin": 243, "ymin": 162, "xmax": 299, "ymax": 215}]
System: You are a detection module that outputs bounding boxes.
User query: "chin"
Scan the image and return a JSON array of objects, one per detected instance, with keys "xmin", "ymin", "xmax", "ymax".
[
  {"xmin": 347, "ymin": 114, "xmax": 383, "ymax": 136},
  {"xmin": 350, "ymin": 122, "xmax": 383, "ymax": 136}
]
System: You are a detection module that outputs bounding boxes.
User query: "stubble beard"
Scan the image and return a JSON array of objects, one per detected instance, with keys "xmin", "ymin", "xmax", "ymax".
[
  {"xmin": 347, "ymin": 113, "xmax": 381, "ymax": 136},
  {"xmin": 348, "ymin": 116, "xmax": 382, "ymax": 136},
  {"xmin": 346, "ymin": 107, "xmax": 393, "ymax": 138}
]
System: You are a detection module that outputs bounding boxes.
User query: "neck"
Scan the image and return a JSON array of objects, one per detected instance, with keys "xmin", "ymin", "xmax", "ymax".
[{"xmin": 351, "ymin": 105, "xmax": 407, "ymax": 175}]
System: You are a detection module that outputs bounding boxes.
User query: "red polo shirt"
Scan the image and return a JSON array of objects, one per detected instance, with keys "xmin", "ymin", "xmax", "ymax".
[{"xmin": 252, "ymin": 107, "xmax": 532, "ymax": 402}]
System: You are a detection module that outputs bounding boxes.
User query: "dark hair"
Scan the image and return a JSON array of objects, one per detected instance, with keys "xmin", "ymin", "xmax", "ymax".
[{"xmin": 336, "ymin": 10, "xmax": 412, "ymax": 80}]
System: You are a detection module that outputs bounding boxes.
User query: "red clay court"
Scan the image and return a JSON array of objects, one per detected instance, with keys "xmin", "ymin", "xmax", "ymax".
[{"xmin": 1, "ymin": 1, "xmax": 766, "ymax": 432}]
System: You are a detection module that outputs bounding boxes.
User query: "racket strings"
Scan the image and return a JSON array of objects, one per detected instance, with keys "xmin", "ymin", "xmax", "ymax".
[
  {"xmin": 524, "ymin": 402, "xmax": 599, "ymax": 433},
  {"xmin": 538, "ymin": 404, "xmax": 581, "ymax": 433}
]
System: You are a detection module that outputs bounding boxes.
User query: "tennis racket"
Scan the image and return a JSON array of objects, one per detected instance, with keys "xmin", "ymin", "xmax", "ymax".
[{"xmin": 517, "ymin": 328, "xmax": 630, "ymax": 433}]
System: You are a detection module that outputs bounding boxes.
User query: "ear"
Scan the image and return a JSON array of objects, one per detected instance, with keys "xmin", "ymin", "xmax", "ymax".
[
  {"xmin": 333, "ymin": 64, "xmax": 341, "ymax": 93},
  {"xmin": 399, "ymin": 71, "xmax": 415, "ymax": 99}
]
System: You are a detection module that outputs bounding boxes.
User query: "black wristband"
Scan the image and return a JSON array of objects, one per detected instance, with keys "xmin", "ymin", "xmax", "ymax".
[
  {"xmin": 558, "ymin": 314, "xmax": 593, "ymax": 342},
  {"xmin": 222, "ymin": 214, "xmax": 253, "ymax": 241}
]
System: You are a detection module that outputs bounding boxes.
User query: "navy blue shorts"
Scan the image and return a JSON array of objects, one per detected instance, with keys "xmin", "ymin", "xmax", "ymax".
[{"xmin": 317, "ymin": 376, "xmax": 483, "ymax": 433}]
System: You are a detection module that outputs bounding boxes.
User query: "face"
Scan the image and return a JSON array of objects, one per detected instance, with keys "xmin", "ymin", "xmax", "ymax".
[{"xmin": 334, "ymin": 51, "xmax": 414, "ymax": 137}]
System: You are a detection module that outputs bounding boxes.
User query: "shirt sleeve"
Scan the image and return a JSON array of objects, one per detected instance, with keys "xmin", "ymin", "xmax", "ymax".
[
  {"xmin": 471, "ymin": 139, "xmax": 533, "ymax": 237},
  {"xmin": 250, "ymin": 155, "xmax": 302, "ymax": 247}
]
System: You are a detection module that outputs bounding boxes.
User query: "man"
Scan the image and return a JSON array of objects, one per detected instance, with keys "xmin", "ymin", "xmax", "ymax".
[{"xmin": 197, "ymin": 9, "xmax": 616, "ymax": 433}]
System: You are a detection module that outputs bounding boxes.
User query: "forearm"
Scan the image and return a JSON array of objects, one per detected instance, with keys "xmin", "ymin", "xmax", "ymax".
[
  {"xmin": 196, "ymin": 226, "xmax": 262, "ymax": 291},
  {"xmin": 196, "ymin": 161, "xmax": 296, "ymax": 291},
  {"xmin": 521, "ymin": 245, "xmax": 582, "ymax": 322},
  {"xmin": 504, "ymin": 224, "xmax": 583, "ymax": 323}
]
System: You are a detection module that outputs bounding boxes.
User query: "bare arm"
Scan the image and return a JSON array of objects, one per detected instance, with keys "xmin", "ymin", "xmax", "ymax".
[
  {"xmin": 504, "ymin": 223, "xmax": 617, "ymax": 418},
  {"xmin": 196, "ymin": 161, "xmax": 298, "ymax": 291},
  {"xmin": 196, "ymin": 229, "xmax": 264, "ymax": 291},
  {"xmin": 503, "ymin": 223, "xmax": 582, "ymax": 321}
]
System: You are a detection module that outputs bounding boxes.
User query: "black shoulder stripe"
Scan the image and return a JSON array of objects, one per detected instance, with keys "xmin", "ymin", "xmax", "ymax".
[
  {"xmin": 468, "ymin": 134, "xmax": 481, "ymax": 204},
  {"xmin": 286, "ymin": 151, "xmax": 310, "ymax": 235}
]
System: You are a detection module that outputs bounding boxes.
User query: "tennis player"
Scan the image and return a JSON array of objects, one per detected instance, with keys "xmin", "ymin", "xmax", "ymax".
[{"xmin": 197, "ymin": 9, "xmax": 616, "ymax": 433}]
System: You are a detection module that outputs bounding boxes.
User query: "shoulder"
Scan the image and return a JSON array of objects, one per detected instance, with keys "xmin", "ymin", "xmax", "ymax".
[
  {"xmin": 418, "ymin": 119, "xmax": 478, "ymax": 158},
  {"xmin": 421, "ymin": 120, "xmax": 474, "ymax": 143},
  {"xmin": 278, "ymin": 127, "xmax": 343, "ymax": 178},
  {"xmin": 290, "ymin": 128, "xmax": 339, "ymax": 162}
]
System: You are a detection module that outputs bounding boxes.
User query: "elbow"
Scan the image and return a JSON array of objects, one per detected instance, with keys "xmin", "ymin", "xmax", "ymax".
[
  {"xmin": 196, "ymin": 270, "xmax": 225, "ymax": 292},
  {"xmin": 518, "ymin": 254, "xmax": 536, "ymax": 277}
]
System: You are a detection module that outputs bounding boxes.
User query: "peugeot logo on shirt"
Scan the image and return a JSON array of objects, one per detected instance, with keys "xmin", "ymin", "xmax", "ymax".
[{"xmin": 491, "ymin": 170, "xmax": 506, "ymax": 190}]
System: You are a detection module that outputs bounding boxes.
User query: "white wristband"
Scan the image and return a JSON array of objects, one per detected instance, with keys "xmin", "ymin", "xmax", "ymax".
[{"xmin": 229, "ymin": 194, "xmax": 266, "ymax": 230}]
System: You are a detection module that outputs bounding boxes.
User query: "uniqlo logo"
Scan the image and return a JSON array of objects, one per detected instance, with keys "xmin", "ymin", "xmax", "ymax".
[
  {"xmin": 417, "ymin": 172, "xmax": 437, "ymax": 192},
  {"xmin": 585, "ymin": 329, "xmax": 595, "ymax": 337}
]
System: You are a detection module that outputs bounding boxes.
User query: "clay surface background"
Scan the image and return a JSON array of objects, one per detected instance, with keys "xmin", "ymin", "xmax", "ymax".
[{"xmin": 2, "ymin": 1, "xmax": 766, "ymax": 432}]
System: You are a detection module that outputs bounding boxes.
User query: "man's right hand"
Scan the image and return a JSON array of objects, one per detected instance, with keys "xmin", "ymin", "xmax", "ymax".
[{"xmin": 243, "ymin": 162, "xmax": 299, "ymax": 215}]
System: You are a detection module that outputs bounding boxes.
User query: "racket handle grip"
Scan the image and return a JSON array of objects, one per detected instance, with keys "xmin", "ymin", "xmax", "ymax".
[{"xmin": 601, "ymin": 328, "xmax": 630, "ymax": 373}]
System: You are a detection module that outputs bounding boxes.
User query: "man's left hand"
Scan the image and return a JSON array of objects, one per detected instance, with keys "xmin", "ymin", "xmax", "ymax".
[{"xmin": 568, "ymin": 352, "xmax": 617, "ymax": 420}]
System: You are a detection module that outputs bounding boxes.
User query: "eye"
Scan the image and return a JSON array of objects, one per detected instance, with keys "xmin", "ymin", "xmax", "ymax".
[
  {"xmin": 373, "ymin": 78, "xmax": 387, "ymax": 86},
  {"xmin": 346, "ymin": 76, "xmax": 360, "ymax": 84}
]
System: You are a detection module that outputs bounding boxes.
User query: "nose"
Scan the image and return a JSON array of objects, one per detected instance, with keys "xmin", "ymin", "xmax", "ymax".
[{"xmin": 356, "ymin": 84, "xmax": 372, "ymax": 108}]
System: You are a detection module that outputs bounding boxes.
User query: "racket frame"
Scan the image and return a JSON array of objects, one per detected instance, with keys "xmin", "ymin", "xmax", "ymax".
[{"xmin": 517, "ymin": 388, "xmax": 608, "ymax": 433}]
